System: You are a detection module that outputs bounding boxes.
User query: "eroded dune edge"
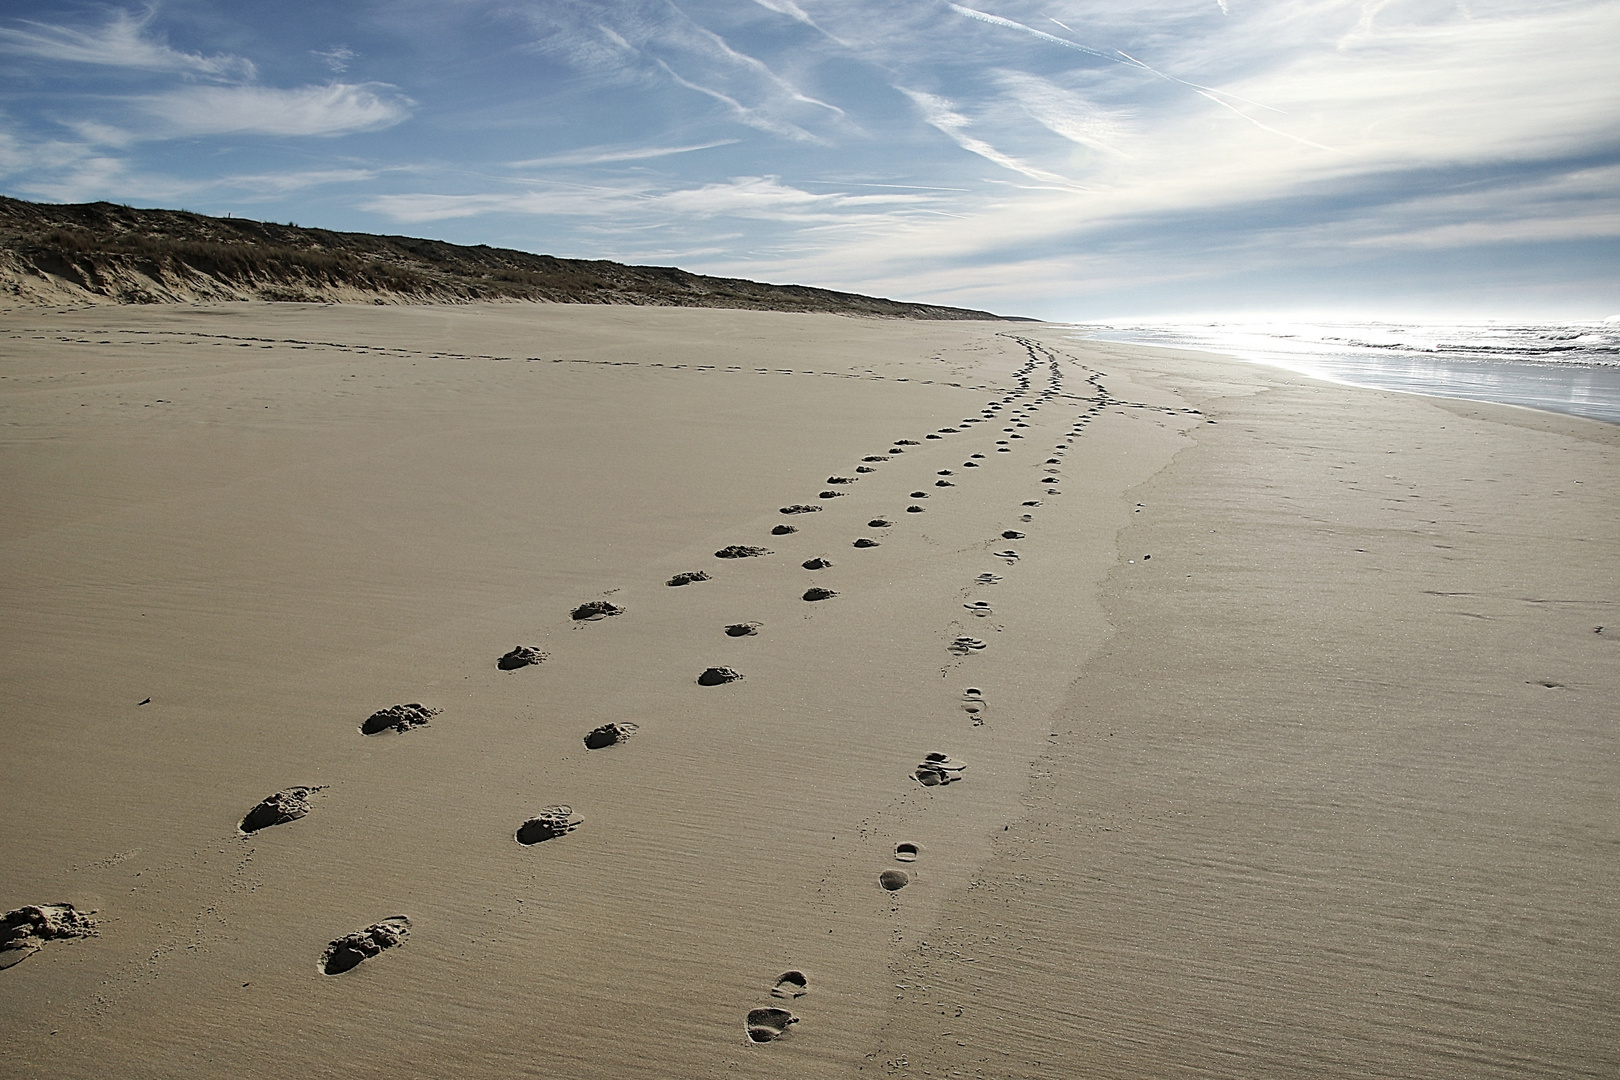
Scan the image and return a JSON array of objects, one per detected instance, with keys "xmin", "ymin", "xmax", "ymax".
[{"xmin": 1, "ymin": 303, "xmax": 1614, "ymax": 1080}]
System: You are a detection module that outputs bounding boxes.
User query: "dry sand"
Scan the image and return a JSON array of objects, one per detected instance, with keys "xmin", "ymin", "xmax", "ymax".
[{"xmin": 1, "ymin": 302, "xmax": 1614, "ymax": 1078}]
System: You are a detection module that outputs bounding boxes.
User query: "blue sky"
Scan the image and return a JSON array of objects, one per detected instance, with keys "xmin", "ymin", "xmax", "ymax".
[{"xmin": 2, "ymin": 0, "xmax": 1617, "ymax": 320}]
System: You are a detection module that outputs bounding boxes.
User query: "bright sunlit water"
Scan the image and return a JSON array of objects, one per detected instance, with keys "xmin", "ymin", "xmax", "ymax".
[{"xmin": 1068, "ymin": 321, "xmax": 1620, "ymax": 425}]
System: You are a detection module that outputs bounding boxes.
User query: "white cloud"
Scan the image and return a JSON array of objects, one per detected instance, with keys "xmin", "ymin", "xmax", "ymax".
[
  {"xmin": 0, "ymin": 9, "xmax": 254, "ymax": 80},
  {"xmin": 508, "ymin": 140, "xmax": 739, "ymax": 169},
  {"xmin": 312, "ymin": 46, "xmax": 358, "ymax": 73},
  {"xmin": 140, "ymin": 83, "xmax": 412, "ymax": 137},
  {"xmin": 898, "ymin": 87, "xmax": 1080, "ymax": 187}
]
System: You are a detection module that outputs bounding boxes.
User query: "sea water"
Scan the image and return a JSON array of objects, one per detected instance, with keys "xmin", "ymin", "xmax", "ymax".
[{"xmin": 1069, "ymin": 321, "xmax": 1620, "ymax": 425}]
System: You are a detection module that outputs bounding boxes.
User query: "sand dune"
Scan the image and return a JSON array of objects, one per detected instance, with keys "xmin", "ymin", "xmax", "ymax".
[{"xmin": 1, "ymin": 302, "xmax": 1614, "ymax": 1078}]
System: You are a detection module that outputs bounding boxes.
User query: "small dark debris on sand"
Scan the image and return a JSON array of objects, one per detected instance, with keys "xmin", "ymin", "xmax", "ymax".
[
  {"xmin": 1, "ymin": 904, "xmax": 98, "ymax": 969},
  {"xmin": 516, "ymin": 806, "xmax": 583, "ymax": 845},
  {"xmin": 780, "ymin": 504, "xmax": 821, "ymax": 515},
  {"xmin": 497, "ymin": 645, "xmax": 548, "ymax": 670},
  {"xmin": 240, "ymin": 785, "xmax": 326, "ymax": 834},
  {"xmin": 571, "ymin": 600, "xmax": 624, "ymax": 621},
  {"xmin": 320, "ymin": 916, "xmax": 410, "ymax": 975},
  {"xmin": 803, "ymin": 587, "xmax": 838, "ymax": 602},
  {"xmin": 746, "ymin": 1007, "xmax": 799, "ymax": 1042},
  {"xmin": 699, "ymin": 666, "xmax": 744, "ymax": 686},
  {"xmin": 583, "ymin": 722, "xmax": 639, "ymax": 749},
  {"xmin": 771, "ymin": 524, "xmax": 798, "ymax": 536},
  {"xmin": 668, "ymin": 571, "xmax": 711, "ymax": 586},
  {"xmin": 715, "ymin": 545, "xmax": 771, "ymax": 559},
  {"xmin": 360, "ymin": 703, "xmax": 440, "ymax": 735}
]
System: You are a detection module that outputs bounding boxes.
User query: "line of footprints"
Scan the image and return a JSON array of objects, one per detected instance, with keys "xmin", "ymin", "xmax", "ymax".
[{"xmin": 2, "ymin": 337, "xmax": 1204, "ymax": 1042}]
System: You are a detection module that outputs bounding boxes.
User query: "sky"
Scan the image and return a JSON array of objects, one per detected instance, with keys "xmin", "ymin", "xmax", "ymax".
[{"xmin": 1, "ymin": 0, "xmax": 1617, "ymax": 321}]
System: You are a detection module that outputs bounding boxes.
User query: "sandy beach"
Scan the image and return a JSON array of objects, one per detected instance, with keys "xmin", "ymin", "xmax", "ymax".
[{"xmin": 2, "ymin": 302, "xmax": 1615, "ymax": 1079}]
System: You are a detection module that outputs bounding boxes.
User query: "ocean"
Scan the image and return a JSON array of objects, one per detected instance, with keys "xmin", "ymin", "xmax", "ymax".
[{"xmin": 1068, "ymin": 321, "xmax": 1620, "ymax": 425}]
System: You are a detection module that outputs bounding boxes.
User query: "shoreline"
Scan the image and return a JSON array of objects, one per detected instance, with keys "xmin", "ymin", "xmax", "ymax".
[{"xmin": 2, "ymin": 303, "xmax": 1614, "ymax": 1078}]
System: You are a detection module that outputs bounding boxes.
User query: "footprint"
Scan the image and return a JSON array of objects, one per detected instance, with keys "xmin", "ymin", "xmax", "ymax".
[
  {"xmin": 802, "ymin": 587, "xmax": 838, "ymax": 602},
  {"xmin": 716, "ymin": 545, "xmax": 771, "ymax": 559},
  {"xmin": 868, "ymin": 518, "xmax": 892, "ymax": 528},
  {"xmin": 962, "ymin": 461, "xmax": 979, "ymax": 468},
  {"xmin": 964, "ymin": 601, "xmax": 993, "ymax": 617},
  {"xmin": 1, "ymin": 904, "xmax": 98, "ymax": 969},
  {"xmin": 826, "ymin": 476, "xmax": 856, "ymax": 484},
  {"xmin": 818, "ymin": 491, "xmax": 844, "ymax": 499},
  {"xmin": 771, "ymin": 971, "xmax": 809, "ymax": 999},
  {"xmin": 993, "ymin": 549, "xmax": 1020, "ymax": 563},
  {"xmin": 1020, "ymin": 500, "xmax": 1040, "ymax": 507},
  {"xmin": 515, "ymin": 807, "xmax": 583, "ymax": 845},
  {"xmin": 779, "ymin": 504, "xmax": 821, "ymax": 515},
  {"xmin": 746, "ymin": 1007, "xmax": 799, "ymax": 1043},
  {"xmin": 948, "ymin": 637, "xmax": 986, "ymax": 655},
  {"xmin": 852, "ymin": 538, "xmax": 881, "ymax": 548},
  {"xmin": 571, "ymin": 600, "xmax": 624, "ymax": 621},
  {"xmin": 320, "ymin": 916, "xmax": 410, "ymax": 975},
  {"xmin": 973, "ymin": 573, "xmax": 1001, "ymax": 585},
  {"xmin": 240, "ymin": 785, "xmax": 326, "ymax": 834},
  {"xmin": 895, "ymin": 439, "xmax": 920, "ymax": 445},
  {"xmin": 922, "ymin": 751, "xmax": 966, "ymax": 773},
  {"xmin": 909, "ymin": 491, "xmax": 929, "ymax": 499},
  {"xmin": 698, "ymin": 667, "xmax": 743, "ymax": 686},
  {"xmin": 861, "ymin": 456, "xmax": 888, "ymax": 462},
  {"xmin": 583, "ymin": 722, "xmax": 639, "ymax": 749},
  {"xmin": 938, "ymin": 470, "xmax": 953, "ymax": 475},
  {"xmin": 906, "ymin": 506, "xmax": 924, "ymax": 513},
  {"xmin": 668, "ymin": 571, "xmax": 711, "ymax": 586},
  {"xmin": 724, "ymin": 622, "xmax": 761, "ymax": 637},
  {"xmin": 771, "ymin": 524, "xmax": 798, "ymax": 536},
  {"xmin": 497, "ymin": 645, "xmax": 547, "ymax": 670},
  {"xmin": 960, "ymin": 687, "xmax": 987, "ymax": 725},
  {"xmin": 360, "ymin": 703, "xmax": 440, "ymax": 735},
  {"xmin": 879, "ymin": 869, "xmax": 911, "ymax": 891},
  {"xmin": 855, "ymin": 466, "xmax": 876, "ymax": 474},
  {"xmin": 1001, "ymin": 530, "xmax": 1025, "ymax": 540},
  {"xmin": 971, "ymin": 453, "xmax": 985, "ymax": 459},
  {"xmin": 1019, "ymin": 514, "xmax": 1033, "ymax": 522},
  {"xmin": 893, "ymin": 842, "xmax": 920, "ymax": 862}
]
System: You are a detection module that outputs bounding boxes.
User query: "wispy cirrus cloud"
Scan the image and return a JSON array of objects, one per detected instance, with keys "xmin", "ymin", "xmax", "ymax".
[
  {"xmin": 0, "ymin": 8, "xmax": 254, "ymax": 79},
  {"xmin": 508, "ymin": 140, "xmax": 738, "ymax": 169},
  {"xmin": 140, "ymin": 83, "xmax": 412, "ymax": 138}
]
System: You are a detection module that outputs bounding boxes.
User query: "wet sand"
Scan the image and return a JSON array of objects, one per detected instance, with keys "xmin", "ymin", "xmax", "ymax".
[{"xmin": 1, "ymin": 303, "xmax": 1615, "ymax": 1078}]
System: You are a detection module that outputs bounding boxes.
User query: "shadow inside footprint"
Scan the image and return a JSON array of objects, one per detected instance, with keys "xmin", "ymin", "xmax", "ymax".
[
  {"xmin": 497, "ymin": 645, "xmax": 547, "ymax": 670},
  {"xmin": 571, "ymin": 600, "xmax": 623, "ymax": 621},
  {"xmin": 961, "ymin": 687, "xmax": 987, "ymax": 724},
  {"xmin": 802, "ymin": 557, "xmax": 833, "ymax": 570},
  {"xmin": 879, "ymin": 869, "xmax": 911, "ymax": 891},
  {"xmin": 894, "ymin": 842, "xmax": 919, "ymax": 862},
  {"xmin": 360, "ymin": 703, "xmax": 439, "ymax": 735},
  {"xmin": 716, "ymin": 545, "xmax": 771, "ymax": 559},
  {"xmin": 802, "ymin": 587, "xmax": 838, "ymax": 602},
  {"xmin": 240, "ymin": 785, "xmax": 325, "ymax": 834},
  {"xmin": 583, "ymin": 722, "xmax": 639, "ymax": 749},
  {"xmin": 948, "ymin": 637, "xmax": 986, "ymax": 655},
  {"xmin": 699, "ymin": 666, "xmax": 743, "ymax": 685},
  {"xmin": 853, "ymin": 538, "xmax": 880, "ymax": 548},
  {"xmin": 780, "ymin": 504, "xmax": 821, "ymax": 515},
  {"xmin": 771, "ymin": 524, "xmax": 797, "ymax": 536},
  {"xmin": 868, "ymin": 518, "xmax": 892, "ymax": 528},
  {"xmin": 772, "ymin": 971, "xmax": 809, "ymax": 999},
  {"xmin": 1002, "ymin": 530, "xmax": 1025, "ymax": 539},
  {"xmin": 725, "ymin": 622, "xmax": 761, "ymax": 637},
  {"xmin": 964, "ymin": 601, "xmax": 993, "ymax": 617},
  {"xmin": 668, "ymin": 571, "xmax": 711, "ymax": 586},
  {"xmin": 974, "ymin": 573, "xmax": 1001, "ymax": 585},
  {"xmin": 320, "ymin": 916, "xmax": 410, "ymax": 975},
  {"xmin": 515, "ymin": 806, "xmax": 583, "ymax": 845},
  {"xmin": 746, "ymin": 1007, "xmax": 799, "ymax": 1043}
]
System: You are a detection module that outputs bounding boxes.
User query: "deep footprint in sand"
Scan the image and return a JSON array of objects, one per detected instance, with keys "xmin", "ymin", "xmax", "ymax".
[
  {"xmin": 583, "ymin": 722, "xmax": 639, "ymax": 749},
  {"xmin": 668, "ymin": 571, "xmax": 711, "ymax": 586},
  {"xmin": 894, "ymin": 842, "xmax": 920, "ymax": 862},
  {"xmin": 515, "ymin": 807, "xmax": 583, "ymax": 845},
  {"xmin": 818, "ymin": 491, "xmax": 844, "ymax": 499},
  {"xmin": 771, "ymin": 524, "xmax": 797, "ymax": 536},
  {"xmin": 879, "ymin": 869, "xmax": 911, "ymax": 891},
  {"xmin": 772, "ymin": 971, "xmax": 809, "ymax": 999},
  {"xmin": 1, "ymin": 904, "xmax": 98, "ymax": 969},
  {"xmin": 960, "ymin": 687, "xmax": 988, "ymax": 725},
  {"xmin": 360, "ymin": 703, "xmax": 439, "ymax": 735},
  {"xmin": 993, "ymin": 549, "xmax": 1020, "ymax": 564},
  {"xmin": 699, "ymin": 666, "xmax": 743, "ymax": 685},
  {"xmin": 868, "ymin": 518, "xmax": 892, "ymax": 528},
  {"xmin": 725, "ymin": 622, "xmax": 762, "ymax": 637},
  {"xmin": 320, "ymin": 916, "xmax": 410, "ymax": 975},
  {"xmin": 802, "ymin": 586, "xmax": 838, "ymax": 602},
  {"xmin": 826, "ymin": 476, "xmax": 856, "ymax": 484},
  {"xmin": 780, "ymin": 504, "xmax": 821, "ymax": 515},
  {"xmin": 964, "ymin": 601, "xmax": 993, "ymax": 617},
  {"xmin": 1002, "ymin": 530, "xmax": 1025, "ymax": 540},
  {"xmin": 853, "ymin": 538, "xmax": 881, "ymax": 548},
  {"xmin": 715, "ymin": 545, "xmax": 771, "ymax": 559},
  {"xmin": 571, "ymin": 600, "xmax": 624, "ymax": 621},
  {"xmin": 746, "ymin": 1007, "xmax": 799, "ymax": 1043},
  {"xmin": 974, "ymin": 573, "xmax": 1002, "ymax": 585},
  {"xmin": 497, "ymin": 645, "xmax": 547, "ymax": 670},
  {"xmin": 802, "ymin": 556, "xmax": 833, "ymax": 570},
  {"xmin": 948, "ymin": 636, "xmax": 986, "ymax": 656},
  {"xmin": 240, "ymin": 785, "xmax": 326, "ymax": 834}
]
